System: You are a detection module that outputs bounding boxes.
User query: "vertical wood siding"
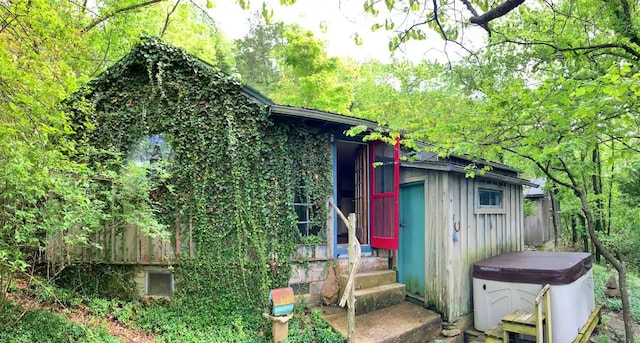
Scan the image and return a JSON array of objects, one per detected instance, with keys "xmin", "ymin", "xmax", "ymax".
[
  {"xmin": 524, "ymin": 195, "xmax": 553, "ymax": 246},
  {"xmin": 441, "ymin": 173, "xmax": 524, "ymax": 321},
  {"xmin": 47, "ymin": 221, "xmax": 194, "ymax": 265},
  {"xmin": 404, "ymin": 169, "xmax": 525, "ymax": 322}
]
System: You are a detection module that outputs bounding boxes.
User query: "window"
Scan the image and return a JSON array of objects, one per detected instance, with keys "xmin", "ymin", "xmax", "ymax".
[
  {"xmin": 146, "ymin": 270, "xmax": 174, "ymax": 296},
  {"xmin": 294, "ymin": 186, "xmax": 321, "ymax": 237},
  {"xmin": 128, "ymin": 134, "xmax": 173, "ymax": 166},
  {"xmin": 476, "ymin": 185, "xmax": 505, "ymax": 214},
  {"xmin": 479, "ymin": 188, "xmax": 503, "ymax": 207}
]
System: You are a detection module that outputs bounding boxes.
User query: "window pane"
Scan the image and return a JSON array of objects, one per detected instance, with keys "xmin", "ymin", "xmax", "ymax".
[
  {"xmin": 478, "ymin": 188, "xmax": 503, "ymax": 207},
  {"xmin": 374, "ymin": 143, "xmax": 395, "ymax": 193},
  {"xmin": 128, "ymin": 134, "xmax": 173, "ymax": 165}
]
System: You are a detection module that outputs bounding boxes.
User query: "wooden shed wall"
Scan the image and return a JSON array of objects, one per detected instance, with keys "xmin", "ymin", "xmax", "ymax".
[
  {"xmin": 47, "ymin": 222, "xmax": 193, "ymax": 265},
  {"xmin": 446, "ymin": 174, "xmax": 524, "ymax": 321},
  {"xmin": 400, "ymin": 168, "xmax": 524, "ymax": 322},
  {"xmin": 524, "ymin": 195, "xmax": 553, "ymax": 246}
]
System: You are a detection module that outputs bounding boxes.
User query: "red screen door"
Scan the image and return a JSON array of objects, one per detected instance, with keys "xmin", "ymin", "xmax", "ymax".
[{"xmin": 369, "ymin": 139, "xmax": 400, "ymax": 250}]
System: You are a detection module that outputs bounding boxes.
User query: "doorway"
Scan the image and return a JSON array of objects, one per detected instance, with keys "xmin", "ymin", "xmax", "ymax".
[{"xmin": 336, "ymin": 141, "xmax": 368, "ymax": 246}]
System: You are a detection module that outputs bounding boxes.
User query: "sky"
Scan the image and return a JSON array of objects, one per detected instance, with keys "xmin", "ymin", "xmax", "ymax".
[{"xmin": 208, "ymin": 0, "xmax": 486, "ymax": 63}]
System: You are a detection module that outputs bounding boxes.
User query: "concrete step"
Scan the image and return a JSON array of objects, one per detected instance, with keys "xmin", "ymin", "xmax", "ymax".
[
  {"xmin": 354, "ymin": 282, "xmax": 405, "ymax": 315},
  {"xmin": 339, "ymin": 270, "xmax": 397, "ymax": 291},
  {"xmin": 337, "ymin": 256, "xmax": 389, "ymax": 275},
  {"xmin": 322, "ymin": 301, "xmax": 442, "ymax": 343}
]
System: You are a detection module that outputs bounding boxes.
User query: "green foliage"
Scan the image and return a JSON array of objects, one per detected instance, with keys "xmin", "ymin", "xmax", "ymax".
[
  {"xmin": 134, "ymin": 300, "xmax": 266, "ymax": 342},
  {"xmin": 523, "ymin": 199, "xmax": 535, "ymax": 217},
  {"xmin": 68, "ymin": 37, "xmax": 333, "ymax": 324},
  {"xmin": 234, "ymin": 18, "xmax": 356, "ymax": 114},
  {"xmin": 56, "ymin": 265, "xmax": 138, "ymax": 301},
  {"xmin": 285, "ymin": 306, "xmax": 344, "ymax": 343},
  {"xmin": 593, "ymin": 264, "xmax": 640, "ymax": 321},
  {"xmin": 0, "ymin": 302, "xmax": 118, "ymax": 343}
]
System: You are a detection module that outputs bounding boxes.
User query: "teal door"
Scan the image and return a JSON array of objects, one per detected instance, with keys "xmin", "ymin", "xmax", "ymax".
[{"xmin": 398, "ymin": 182, "xmax": 425, "ymax": 297}]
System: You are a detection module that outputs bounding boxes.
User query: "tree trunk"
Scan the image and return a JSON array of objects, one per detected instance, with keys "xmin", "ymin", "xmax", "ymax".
[
  {"xmin": 591, "ymin": 146, "xmax": 603, "ymax": 263},
  {"xmin": 579, "ymin": 214, "xmax": 589, "ymax": 253},
  {"xmin": 549, "ymin": 187, "xmax": 560, "ymax": 247},
  {"xmin": 607, "ymin": 141, "xmax": 615, "ymax": 236},
  {"xmin": 578, "ymin": 190, "xmax": 634, "ymax": 342},
  {"xmin": 571, "ymin": 215, "xmax": 578, "ymax": 244}
]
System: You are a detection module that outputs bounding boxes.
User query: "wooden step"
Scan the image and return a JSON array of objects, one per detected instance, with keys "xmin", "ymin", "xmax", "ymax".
[
  {"xmin": 485, "ymin": 324, "xmax": 504, "ymax": 343},
  {"xmin": 502, "ymin": 310, "xmax": 542, "ymax": 337}
]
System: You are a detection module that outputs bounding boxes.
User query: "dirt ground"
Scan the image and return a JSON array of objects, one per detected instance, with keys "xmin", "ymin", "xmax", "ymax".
[{"xmin": 592, "ymin": 309, "xmax": 640, "ymax": 342}]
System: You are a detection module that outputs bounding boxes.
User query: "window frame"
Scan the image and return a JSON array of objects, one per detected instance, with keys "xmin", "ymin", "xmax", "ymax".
[{"xmin": 475, "ymin": 183, "xmax": 506, "ymax": 214}]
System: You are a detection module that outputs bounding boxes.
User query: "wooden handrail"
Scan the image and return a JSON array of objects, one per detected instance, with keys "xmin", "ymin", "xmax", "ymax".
[{"xmin": 535, "ymin": 284, "xmax": 552, "ymax": 343}]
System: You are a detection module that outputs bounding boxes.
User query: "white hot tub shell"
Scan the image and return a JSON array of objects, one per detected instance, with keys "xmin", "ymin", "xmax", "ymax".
[{"xmin": 473, "ymin": 251, "xmax": 595, "ymax": 343}]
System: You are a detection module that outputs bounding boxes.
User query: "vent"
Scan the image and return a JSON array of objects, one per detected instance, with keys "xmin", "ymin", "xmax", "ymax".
[{"xmin": 146, "ymin": 270, "xmax": 173, "ymax": 296}]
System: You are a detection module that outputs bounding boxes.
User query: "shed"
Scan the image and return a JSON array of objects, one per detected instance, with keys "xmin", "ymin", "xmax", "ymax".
[{"xmin": 523, "ymin": 178, "xmax": 561, "ymax": 247}]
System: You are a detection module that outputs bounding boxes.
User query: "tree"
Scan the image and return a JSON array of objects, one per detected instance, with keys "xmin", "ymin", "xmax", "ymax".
[
  {"xmin": 234, "ymin": 17, "xmax": 357, "ymax": 113},
  {"xmin": 234, "ymin": 14, "xmax": 286, "ymax": 93}
]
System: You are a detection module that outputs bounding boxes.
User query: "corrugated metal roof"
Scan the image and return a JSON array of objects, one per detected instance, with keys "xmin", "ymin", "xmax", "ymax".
[
  {"xmin": 268, "ymin": 104, "xmax": 380, "ymax": 129},
  {"xmin": 524, "ymin": 178, "xmax": 546, "ymax": 196}
]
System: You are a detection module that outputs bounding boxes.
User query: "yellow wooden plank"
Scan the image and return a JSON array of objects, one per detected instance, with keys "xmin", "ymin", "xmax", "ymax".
[
  {"xmin": 503, "ymin": 322, "xmax": 538, "ymax": 337},
  {"xmin": 573, "ymin": 305, "xmax": 602, "ymax": 343},
  {"xmin": 503, "ymin": 310, "xmax": 539, "ymax": 326},
  {"xmin": 485, "ymin": 324, "xmax": 505, "ymax": 339}
]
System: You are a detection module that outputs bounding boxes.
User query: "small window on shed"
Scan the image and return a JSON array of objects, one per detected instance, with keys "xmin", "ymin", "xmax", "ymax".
[
  {"xmin": 146, "ymin": 270, "xmax": 174, "ymax": 296},
  {"xmin": 479, "ymin": 188, "xmax": 503, "ymax": 207},
  {"xmin": 476, "ymin": 185, "xmax": 506, "ymax": 214}
]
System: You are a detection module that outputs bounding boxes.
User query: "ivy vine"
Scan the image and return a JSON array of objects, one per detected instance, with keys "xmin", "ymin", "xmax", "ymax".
[{"xmin": 66, "ymin": 37, "xmax": 333, "ymax": 323}]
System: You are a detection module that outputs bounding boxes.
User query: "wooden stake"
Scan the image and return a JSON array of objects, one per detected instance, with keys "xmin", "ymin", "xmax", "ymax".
[{"xmin": 347, "ymin": 213, "xmax": 356, "ymax": 343}]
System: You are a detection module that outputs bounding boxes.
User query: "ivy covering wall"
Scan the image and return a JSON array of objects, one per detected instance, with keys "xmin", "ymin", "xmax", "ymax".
[{"xmin": 66, "ymin": 37, "xmax": 333, "ymax": 322}]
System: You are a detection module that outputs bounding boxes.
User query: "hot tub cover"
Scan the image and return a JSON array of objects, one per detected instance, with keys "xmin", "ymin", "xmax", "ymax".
[{"xmin": 473, "ymin": 251, "xmax": 592, "ymax": 285}]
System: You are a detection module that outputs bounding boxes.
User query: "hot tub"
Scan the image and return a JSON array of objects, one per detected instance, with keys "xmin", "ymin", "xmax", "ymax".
[{"xmin": 473, "ymin": 251, "xmax": 594, "ymax": 343}]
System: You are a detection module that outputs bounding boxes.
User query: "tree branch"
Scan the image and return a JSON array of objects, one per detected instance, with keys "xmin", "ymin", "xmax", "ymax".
[
  {"xmin": 83, "ymin": 0, "xmax": 164, "ymax": 33},
  {"xmin": 469, "ymin": 0, "xmax": 525, "ymax": 26},
  {"xmin": 502, "ymin": 146, "xmax": 577, "ymax": 191},
  {"xmin": 160, "ymin": 0, "xmax": 181, "ymax": 37},
  {"xmin": 460, "ymin": 0, "xmax": 491, "ymax": 34},
  {"xmin": 491, "ymin": 39, "xmax": 640, "ymax": 60},
  {"xmin": 432, "ymin": 0, "xmax": 447, "ymax": 41}
]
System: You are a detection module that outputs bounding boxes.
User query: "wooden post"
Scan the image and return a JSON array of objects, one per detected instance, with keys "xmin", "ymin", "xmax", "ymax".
[
  {"xmin": 328, "ymin": 200, "xmax": 361, "ymax": 343},
  {"xmin": 347, "ymin": 213, "xmax": 356, "ymax": 343}
]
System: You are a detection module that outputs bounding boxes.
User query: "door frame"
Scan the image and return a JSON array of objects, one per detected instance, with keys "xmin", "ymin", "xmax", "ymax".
[{"xmin": 333, "ymin": 139, "xmax": 373, "ymax": 257}]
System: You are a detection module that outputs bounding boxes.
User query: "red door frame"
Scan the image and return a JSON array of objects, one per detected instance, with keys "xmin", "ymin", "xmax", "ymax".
[{"xmin": 369, "ymin": 138, "xmax": 400, "ymax": 250}]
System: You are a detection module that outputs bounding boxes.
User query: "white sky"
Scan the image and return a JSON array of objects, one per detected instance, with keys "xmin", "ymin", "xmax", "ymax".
[{"xmin": 208, "ymin": 0, "xmax": 486, "ymax": 63}]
